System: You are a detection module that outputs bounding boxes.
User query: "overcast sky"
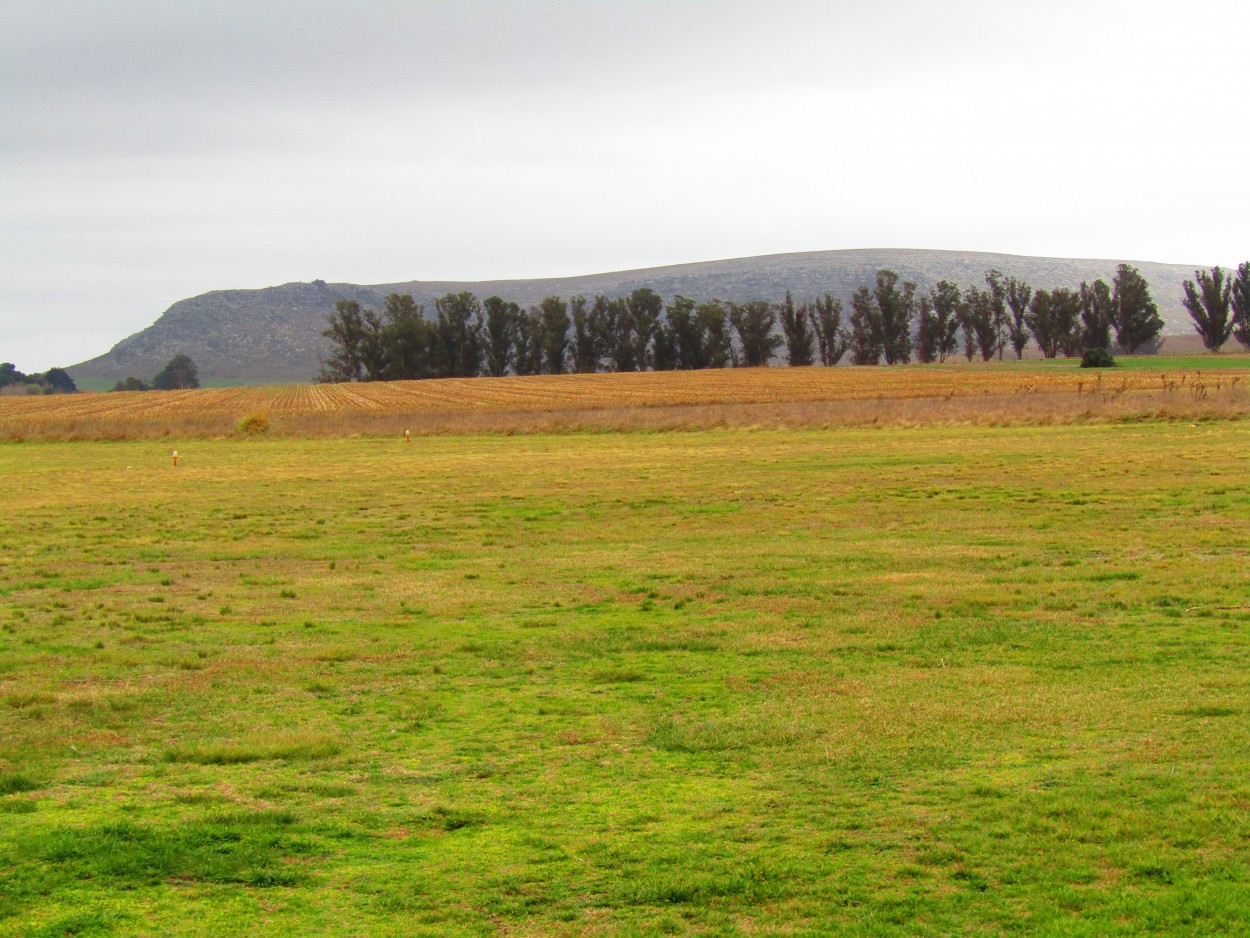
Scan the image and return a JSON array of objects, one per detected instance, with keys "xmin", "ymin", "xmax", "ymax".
[{"xmin": 3, "ymin": 0, "xmax": 1247, "ymax": 371}]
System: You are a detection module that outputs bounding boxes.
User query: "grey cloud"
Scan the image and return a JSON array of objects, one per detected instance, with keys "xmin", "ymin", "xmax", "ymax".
[{"xmin": 3, "ymin": 0, "xmax": 1248, "ymax": 371}]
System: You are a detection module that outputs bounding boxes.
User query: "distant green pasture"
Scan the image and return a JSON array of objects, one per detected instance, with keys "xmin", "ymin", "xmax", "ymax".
[{"xmin": 1014, "ymin": 352, "xmax": 1250, "ymax": 371}]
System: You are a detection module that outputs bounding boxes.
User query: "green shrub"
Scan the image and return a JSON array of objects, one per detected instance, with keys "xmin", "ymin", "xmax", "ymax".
[{"xmin": 1080, "ymin": 348, "xmax": 1117, "ymax": 368}]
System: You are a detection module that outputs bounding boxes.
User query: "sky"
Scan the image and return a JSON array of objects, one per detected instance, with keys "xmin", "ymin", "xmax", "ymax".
[{"xmin": 3, "ymin": 0, "xmax": 1248, "ymax": 371}]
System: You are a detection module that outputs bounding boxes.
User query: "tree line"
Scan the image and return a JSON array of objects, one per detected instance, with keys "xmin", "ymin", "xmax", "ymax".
[
  {"xmin": 110, "ymin": 354, "xmax": 201, "ymax": 392},
  {"xmin": 319, "ymin": 263, "xmax": 1207, "ymax": 382},
  {"xmin": 0, "ymin": 363, "xmax": 77, "ymax": 396},
  {"xmin": 1182, "ymin": 263, "xmax": 1250, "ymax": 353}
]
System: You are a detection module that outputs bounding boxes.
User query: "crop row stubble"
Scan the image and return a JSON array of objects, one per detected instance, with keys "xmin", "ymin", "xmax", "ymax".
[{"xmin": 0, "ymin": 365, "xmax": 1246, "ymax": 441}]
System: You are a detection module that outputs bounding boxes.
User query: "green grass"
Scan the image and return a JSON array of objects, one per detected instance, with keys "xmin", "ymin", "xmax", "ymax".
[
  {"xmin": 1017, "ymin": 351, "xmax": 1250, "ymax": 371},
  {"xmin": 1, "ymin": 423, "xmax": 1249, "ymax": 934},
  {"xmin": 163, "ymin": 731, "xmax": 342, "ymax": 765}
]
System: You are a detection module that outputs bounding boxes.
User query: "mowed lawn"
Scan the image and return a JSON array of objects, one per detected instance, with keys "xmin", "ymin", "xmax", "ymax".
[{"xmin": 1, "ymin": 423, "xmax": 1248, "ymax": 936}]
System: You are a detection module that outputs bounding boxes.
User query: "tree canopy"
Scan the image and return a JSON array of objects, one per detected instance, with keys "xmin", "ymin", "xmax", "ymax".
[
  {"xmin": 315, "ymin": 264, "xmax": 1195, "ymax": 383},
  {"xmin": 1183, "ymin": 266, "xmax": 1236, "ymax": 352},
  {"xmin": 151, "ymin": 354, "xmax": 201, "ymax": 390},
  {"xmin": 1111, "ymin": 264, "xmax": 1164, "ymax": 354},
  {"xmin": 1234, "ymin": 263, "xmax": 1250, "ymax": 350}
]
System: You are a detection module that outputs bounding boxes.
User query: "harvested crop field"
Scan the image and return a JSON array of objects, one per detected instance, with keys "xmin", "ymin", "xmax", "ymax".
[{"xmin": 3, "ymin": 358, "xmax": 1249, "ymax": 440}]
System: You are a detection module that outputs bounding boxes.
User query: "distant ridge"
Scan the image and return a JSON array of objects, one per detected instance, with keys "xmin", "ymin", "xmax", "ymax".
[{"xmin": 69, "ymin": 249, "xmax": 1209, "ymax": 387}]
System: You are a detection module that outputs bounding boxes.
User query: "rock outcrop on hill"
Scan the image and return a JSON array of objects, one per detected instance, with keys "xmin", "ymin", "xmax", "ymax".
[{"xmin": 68, "ymin": 249, "xmax": 1207, "ymax": 386}]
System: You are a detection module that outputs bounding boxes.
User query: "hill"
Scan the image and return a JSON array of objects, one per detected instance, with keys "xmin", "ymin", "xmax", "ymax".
[{"xmin": 68, "ymin": 249, "xmax": 1212, "ymax": 387}]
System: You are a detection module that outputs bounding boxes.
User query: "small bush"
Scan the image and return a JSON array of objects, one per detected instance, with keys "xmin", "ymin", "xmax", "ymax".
[
  {"xmin": 1080, "ymin": 348, "xmax": 1117, "ymax": 368},
  {"xmin": 237, "ymin": 413, "xmax": 270, "ymax": 436}
]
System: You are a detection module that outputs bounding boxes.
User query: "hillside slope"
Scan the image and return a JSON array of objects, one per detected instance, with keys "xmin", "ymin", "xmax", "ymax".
[{"xmin": 69, "ymin": 249, "xmax": 1210, "ymax": 386}]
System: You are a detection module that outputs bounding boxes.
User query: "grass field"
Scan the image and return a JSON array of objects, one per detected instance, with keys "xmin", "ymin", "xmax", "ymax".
[{"xmin": 2, "ymin": 415, "xmax": 1248, "ymax": 935}]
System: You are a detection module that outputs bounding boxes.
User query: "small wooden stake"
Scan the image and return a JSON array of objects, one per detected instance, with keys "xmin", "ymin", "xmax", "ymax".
[{"xmin": 172, "ymin": 450, "xmax": 179, "ymax": 467}]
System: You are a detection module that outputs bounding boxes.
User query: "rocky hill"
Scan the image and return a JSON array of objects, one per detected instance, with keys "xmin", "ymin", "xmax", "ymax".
[{"xmin": 68, "ymin": 249, "xmax": 1210, "ymax": 386}]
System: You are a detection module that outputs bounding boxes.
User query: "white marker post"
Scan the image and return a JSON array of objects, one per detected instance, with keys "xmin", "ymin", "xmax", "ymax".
[
  {"xmin": 172, "ymin": 450, "xmax": 179, "ymax": 467},
  {"xmin": 404, "ymin": 429, "xmax": 411, "ymax": 443}
]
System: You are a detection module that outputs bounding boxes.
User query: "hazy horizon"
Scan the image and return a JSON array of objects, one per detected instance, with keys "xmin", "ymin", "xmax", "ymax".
[{"xmin": 4, "ymin": 0, "xmax": 1248, "ymax": 371}]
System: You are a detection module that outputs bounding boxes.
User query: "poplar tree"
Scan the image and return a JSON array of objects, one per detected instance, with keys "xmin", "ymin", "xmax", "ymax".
[
  {"xmin": 433, "ymin": 292, "xmax": 484, "ymax": 378},
  {"xmin": 383, "ymin": 293, "xmax": 433, "ymax": 380},
  {"xmin": 627, "ymin": 288, "xmax": 663, "ymax": 371},
  {"xmin": 809, "ymin": 294, "xmax": 850, "ymax": 366},
  {"xmin": 1004, "ymin": 277, "xmax": 1033, "ymax": 359},
  {"xmin": 1111, "ymin": 264, "xmax": 1163, "ymax": 354},
  {"xmin": 321, "ymin": 299, "xmax": 376, "ymax": 382},
  {"xmin": 652, "ymin": 319, "xmax": 678, "ymax": 371},
  {"xmin": 1026, "ymin": 288, "xmax": 1082, "ymax": 358},
  {"xmin": 483, "ymin": 295, "xmax": 519, "ymax": 377},
  {"xmin": 569, "ymin": 295, "xmax": 603, "ymax": 373},
  {"xmin": 729, "ymin": 300, "xmax": 782, "ymax": 367},
  {"xmin": 927, "ymin": 280, "xmax": 963, "ymax": 363},
  {"xmin": 985, "ymin": 269, "xmax": 1008, "ymax": 360},
  {"xmin": 961, "ymin": 285, "xmax": 998, "ymax": 362},
  {"xmin": 874, "ymin": 269, "xmax": 916, "ymax": 365},
  {"xmin": 777, "ymin": 291, "xmax": 815, "ymax": 366},
  {"xmin": 1079, "ymin": 279, "xmax": 1113, "ymax": 351},
  {"xmin": 1234, "ymin": 262, "xmax": 1250, "ymax": 349},
  {"xmin": 848, "ymin": 287, "xmax": 882, "ymax": 365},
  {"xmin": 696, "ymin": 301, "xmax": 735, "ymax": 368},
  {"xmin": 600, "ymin": 295, "xmax": 636, "ymax": 372},
  {"xmin": 666, "ymin": 295, "xmax": 706, "ymax": 369},
  {"xmin": 538, "ymin": 296, "xmax": 571, "ymax": 374},
  {"xmin": 1182, "ymin": 266, "xmax": 1235, "ymax": 352}
]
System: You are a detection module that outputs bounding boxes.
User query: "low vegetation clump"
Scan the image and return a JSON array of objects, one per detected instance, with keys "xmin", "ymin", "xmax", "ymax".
[
  {"xmin": 0, "ymin": 422, "xmax": 1247, "ymax": 933},
  {"xmin": 236, "ymin": 412, "xmax": 270, "ymax": 436},
  {"xmin": 1080, "ymin": 347, "xmax": 1117, "ymax": 368}
]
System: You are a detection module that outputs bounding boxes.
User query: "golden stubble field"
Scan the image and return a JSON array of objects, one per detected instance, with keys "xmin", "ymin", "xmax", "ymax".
[{"xmin": 1, "ymin": 361, "xmax": 1248, "ymax": 440}]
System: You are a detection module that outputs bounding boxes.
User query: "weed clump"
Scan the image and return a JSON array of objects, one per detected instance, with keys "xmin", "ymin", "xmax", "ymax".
[{"xmin": 237, "ymin": 413, "xmax": 270, "ymax": 436}]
